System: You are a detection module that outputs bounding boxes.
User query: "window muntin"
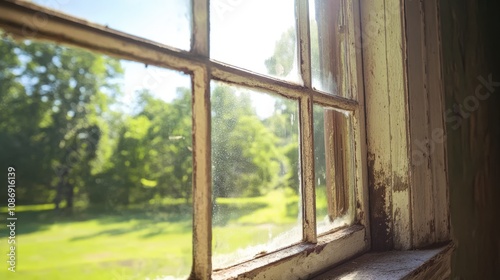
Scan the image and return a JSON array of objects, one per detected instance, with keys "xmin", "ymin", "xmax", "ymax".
[{"xmin": 0, "ymin": 0, "xmax": 368, "ymax": 278}]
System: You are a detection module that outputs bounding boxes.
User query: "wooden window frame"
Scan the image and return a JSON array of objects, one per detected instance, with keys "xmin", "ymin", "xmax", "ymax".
[
  {"xmin": 0, "ymin": 0, "xmax": 370, "ymax": 279},
  {"xmin": 0, "ymin": 0, "xmax": 450, "ymax": 278},
  {"xmin": 361, "ymin": 0, "xmax": 450, "ymax": 252}
]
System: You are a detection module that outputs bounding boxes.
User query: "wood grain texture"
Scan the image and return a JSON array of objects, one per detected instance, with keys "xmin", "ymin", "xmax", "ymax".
[
  {"xmin": 213, "ymin": 226, "xmax": 367, "ymax": 280},
  {"xmin": 346, "ymin": 0, "xmax": 370, "ymax": 241},
  {"xmin": 361, "ymin": 0, "xmax": 396, "ymax": 251},
  {"xmin": 422, "ymin": 0, "xmax": 450, "ymax": 243},
  {"xmin": 405, "ymin": 0, "xmax": 437, "ymax": 248},
  {"xmin": 190, "ymin": 66, "xmax": 212, "ymax": 280},
  {"xmin": 440, "ymin": 0, "xmax": 500, "ymax": 278},
  {"xmin": 300, "ymin": 95, "xmax": 317, "ymax": 243},
  {"xmin": 191, "ymin": 0, "xmax": 209, "ymax": 56},
  {"xmin": 312, "ymin": 244, "xmax": 453, "ymax": 280},
  {"xmin": 297, "ymin": 0, "xmax": 316, "ymax": 243},
  {"xmin": 362, "ymin": 0, "xmax": 450, "ymax": 250},
  {"xmin": 384, "ymin": 0, "xmax": 413, "ymax": 251},
  {"xmin": 297, "ymin": 0, "xmax": 312, "ymax": 88}
]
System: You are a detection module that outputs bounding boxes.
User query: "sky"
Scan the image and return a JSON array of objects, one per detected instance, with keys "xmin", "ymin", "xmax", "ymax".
[{"xmin": 31, "ymin": 0, "xmax": 299, "ymax": 118}]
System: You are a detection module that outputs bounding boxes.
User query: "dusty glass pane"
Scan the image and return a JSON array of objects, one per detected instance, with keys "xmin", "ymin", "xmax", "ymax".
[
  {"xmin": 210, "ymin": 0, "xmax": 300, "ymax": 82},
  {"xmin": 310, "ymin": 0, "xmax": 350, "ymax": 97},
  {"xmin": 0, "ymin": 35, "xmax": 192, "ymax": 279},
  {"xmin": 211, "ymin": 81, "xmax": 301, "ymax": 269},
  {"xmin": 30, "ymin": 0, "xmax": 192, "ymax": 50},
  {"xmin": 313, "ymin": 105, "xmax": 355, "ymax": 235}
]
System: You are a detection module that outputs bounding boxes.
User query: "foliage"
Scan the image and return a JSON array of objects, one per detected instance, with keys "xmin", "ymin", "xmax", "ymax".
[
  {"xmin": 93, "ymin": 89, "xmax": 193, "ymax": 207},
  {"xmin": 0, "ymin": 32, "xmax": 302, "ymax": 208},
  {"xmin": 0, "ymin": 36, "xmax": 123, "ymax": 208},
  {"xmin": 211, "ymin": 85, "xmax": 298, "ymax": 198},
  {"xmin": 0, "ymin": 15, "xmax": 326, "ymax": 280}
]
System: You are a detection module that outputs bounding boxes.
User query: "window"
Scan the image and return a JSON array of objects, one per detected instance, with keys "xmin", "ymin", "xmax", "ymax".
[{"xmin": 0, "ymin": 0, "xmax": 370, "ymax": 279}]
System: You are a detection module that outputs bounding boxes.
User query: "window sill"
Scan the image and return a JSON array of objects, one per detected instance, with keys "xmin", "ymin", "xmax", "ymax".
[
  {"xmin": 211, "ymin": 225, "xmax": 368, "ymax": 280},
  {"xmin": 311, "ymin": 243, "xmax": 454, "ymax": 280}
]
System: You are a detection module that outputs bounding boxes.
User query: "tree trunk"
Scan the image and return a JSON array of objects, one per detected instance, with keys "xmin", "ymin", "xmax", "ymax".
[
  {"xmin": 66, "ymin": 183, "xmax": 74, "ymax": 209},
  {"xmin": 54, "ymin": 168, "xmax": 68, "ymax": 210}
]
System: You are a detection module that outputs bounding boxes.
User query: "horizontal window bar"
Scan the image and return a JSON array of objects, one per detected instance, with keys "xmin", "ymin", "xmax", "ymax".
[
  {"xmin": 0, "ymin": 0, "xmax": 358, "ymax": 112},
  {"xmin": 211, "ymin": 63, "xmax": 358, "ymax": 111},
  {"xmin": 0, "ymin": 0, "xmax": 202, "ymax": 71}
]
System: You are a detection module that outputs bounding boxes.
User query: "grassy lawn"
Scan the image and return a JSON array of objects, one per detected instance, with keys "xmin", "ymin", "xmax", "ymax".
[
  {"xmin": 0, "ymin": 191, "xmax": 302, "ymax": 280},
  {"xmin": 1, "ymin": 204, "xmax": 192, "ymax": 280}
]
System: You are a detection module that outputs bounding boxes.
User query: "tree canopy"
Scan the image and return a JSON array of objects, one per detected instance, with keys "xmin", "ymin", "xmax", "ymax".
[{"xmin": 0, "ymin": 32, "xmax": 303, "ymax": 210}]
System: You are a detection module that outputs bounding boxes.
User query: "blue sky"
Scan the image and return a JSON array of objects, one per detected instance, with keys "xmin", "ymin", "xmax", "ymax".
[{"xmin": 32, "ymin": 0, "xmax": 298, "ymax": 118}]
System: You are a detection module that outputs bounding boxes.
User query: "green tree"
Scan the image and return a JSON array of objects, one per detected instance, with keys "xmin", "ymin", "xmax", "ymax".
[
  {"xmin": 263, "ymin": 99, "xmax": 301, "ymax": 192},
  {"xmin": 211, "ymin": 85, "xmax": 284, "ymax": 197},
  {"xmin": 0, "ymin": 35, "xmax": 123, "ymax": 209},
  {"xmin": 263, "ymin": 24, "xmax": 323, "ymax": 192},
  {"xmin": 96, "ymin": 88, "xmax": 193, "ymax": 207},
  {"xmin": 140, "ymin": 88, "xmax": 193, "ymax": 201}
]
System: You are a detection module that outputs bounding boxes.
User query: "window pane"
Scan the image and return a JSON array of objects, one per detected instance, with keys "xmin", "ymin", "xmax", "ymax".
[
  {"xmin": 210, "ymin": 0, "xmax": 300, "ymax": 82},
  {"xmin": 313, "ymin": 105, "xmax": 355, "ymax": 235},
  {"xmin": 29, "ymin": 0, "xmax": 192, "ymax": 50},
  {"xmin": 211, "ymin": 81, "xmax": 301, "ymax": 269},
  {"xmin": 0, "ymin": 35, "xmax": 192, "ymax": 279},
  {"xmin": 310, "ymin": 0, "xmax": 350, "ymax": 97}
]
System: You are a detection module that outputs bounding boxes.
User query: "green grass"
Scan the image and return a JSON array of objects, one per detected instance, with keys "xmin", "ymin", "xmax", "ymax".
[
  {"xmin": 0, "ymin": 204, "xmax": 55, "ymax": 213},
  {"xmin": 0, "ymin": 191, "xmax": 299, "ymax": 280},
  {"xmin": 0, "ymin": 205, "xmax": 193, "ymax": 280}
]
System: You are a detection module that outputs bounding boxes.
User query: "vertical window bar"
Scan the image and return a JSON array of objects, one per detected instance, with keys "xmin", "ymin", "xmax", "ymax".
[
  {"xmin": 191, "ymin": 1, "xmax": 211, "ymax": 279},
  {"xmin": 191, "ymin": 66, "xmax": 212, "ymax": 280},
  {"xmin": 297, "ymin": 0, "xmax": 316, "ymax": 243},
  {"xmin": 192, "ymin": 0, "xmax": 210, "ymax": 56},
  {"xmin": 299, "ymin": 95, "xmax": 317, "ymax": 243},
  {"xmin": 297, "ymin": 0, "xmax": 312, "ymax": 88}
]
